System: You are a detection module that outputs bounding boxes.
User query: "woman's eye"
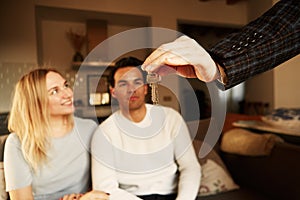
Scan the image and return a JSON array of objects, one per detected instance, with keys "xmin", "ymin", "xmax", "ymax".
[
  {"xmin": 64, "ymin": 82, "xmax": 70, "ymax": 88},
  {"xmin": 50, "ymin": 89, "xmax": 58, "ymax": 95}
]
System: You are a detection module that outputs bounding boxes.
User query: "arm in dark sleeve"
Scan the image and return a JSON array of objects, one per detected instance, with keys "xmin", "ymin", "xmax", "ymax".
[{"xmin": 209, "ymin": 0, "xmax": 300, "ymax": 90}]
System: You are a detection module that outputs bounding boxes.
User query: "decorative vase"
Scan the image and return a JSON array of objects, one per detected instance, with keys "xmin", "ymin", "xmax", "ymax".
[
  {"xmin": 73, "ymin": 51, "xmax": 84, "ymax": 62},
  {"xmin": 67, "ymin": 29, "xmax": 86, "ymax": 62}
]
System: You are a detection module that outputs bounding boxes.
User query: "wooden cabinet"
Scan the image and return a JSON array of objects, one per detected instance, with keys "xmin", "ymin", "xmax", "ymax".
[{"xmin": 86, "ymin": 19, "xmax": 107, "ymax": 53}]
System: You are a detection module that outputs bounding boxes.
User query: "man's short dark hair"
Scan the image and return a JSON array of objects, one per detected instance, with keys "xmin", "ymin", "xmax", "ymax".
[{"xmin": 109, "ymin": 56, "xmax": 146, "ymax": 87}]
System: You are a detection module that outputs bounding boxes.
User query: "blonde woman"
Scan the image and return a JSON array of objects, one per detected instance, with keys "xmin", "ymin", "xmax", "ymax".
[{"xmin": 4, "ymin": 68, "xmax": 109, "ymax": 200}]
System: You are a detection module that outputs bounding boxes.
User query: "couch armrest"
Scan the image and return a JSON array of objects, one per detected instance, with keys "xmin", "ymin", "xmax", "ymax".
[
  {"xmin": 0, "ymin": 135, "xmax": 8, "ymax": 162},
  {"xmin": 221, "ymin": 142, "xmax": 300, "ymax": 200}
]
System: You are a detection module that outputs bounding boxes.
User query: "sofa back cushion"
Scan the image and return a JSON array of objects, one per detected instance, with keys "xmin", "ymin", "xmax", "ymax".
[
  {"xmin": 0, "ymin": 135, "xmax": 8, "ymax": 199},
  {"xmin": 186, "ymin": 119, "xmax": 239, "ymax": 196}
]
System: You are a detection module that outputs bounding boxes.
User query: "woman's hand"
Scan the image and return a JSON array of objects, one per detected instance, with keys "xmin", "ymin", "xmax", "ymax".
[
  {"xmin": 142, "ymin": 35, "xmax": 220, "ymax": 82},
  {"xmin": 60, "ymin": 190, "xmax": 109, "ymax": 200},
  {"xmin": 60, "ymin": 193, "xmax": 83, "ymax": 200}
]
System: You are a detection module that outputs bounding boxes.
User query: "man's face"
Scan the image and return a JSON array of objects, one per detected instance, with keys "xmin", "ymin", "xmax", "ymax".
[{"xmin": 111, "ymin": 66, "xmax": 147, "ymax": 112}]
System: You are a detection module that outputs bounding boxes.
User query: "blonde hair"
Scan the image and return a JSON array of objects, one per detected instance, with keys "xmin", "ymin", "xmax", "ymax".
[{"xmin": 8, "ymin": 68, "xmax": 73, "ymax": 172}]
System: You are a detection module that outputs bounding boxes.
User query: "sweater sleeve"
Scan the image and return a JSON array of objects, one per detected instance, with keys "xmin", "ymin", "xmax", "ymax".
[
  {"xmin": 173, "ymin": 118, "xmax": 201, "ymax": 200},
  {"xmin": 91, "ymin": 127, "xmax": 143, "ymax": 200},
  {"xmin": 209, "ymin": 0, "xmax": 300, "ymax": 90},
  {"xmin": 4, "ymin": 134, "xmax": 32, "ymax": 191},
  {"xmin": 92, "ymin": 157, "xmax": 143, "ymax": 200}
]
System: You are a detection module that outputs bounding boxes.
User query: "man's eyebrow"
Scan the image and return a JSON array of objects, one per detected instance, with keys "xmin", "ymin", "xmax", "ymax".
[
  {"xmin": 117, "ymin": 77, "xmax": 143, "ymax": 83},
  {"xmin": 117, "ymin": 80, "xmax": 127, "ymax": 83}
]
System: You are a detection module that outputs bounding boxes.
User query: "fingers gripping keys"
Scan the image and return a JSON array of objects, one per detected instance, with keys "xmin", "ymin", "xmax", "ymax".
[{"xmin": 146, "ymin": 73, "xmax": 161, "ymax": 105}]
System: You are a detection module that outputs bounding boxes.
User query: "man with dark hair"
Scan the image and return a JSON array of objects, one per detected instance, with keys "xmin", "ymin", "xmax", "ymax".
[{"xmin": 91, "ymin": 57, "xmax": 201, "ymax": 200}]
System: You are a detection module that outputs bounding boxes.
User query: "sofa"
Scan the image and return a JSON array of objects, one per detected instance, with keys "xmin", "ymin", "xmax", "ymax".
[
  {"xmin": 1, "ymin": 114, "xmax": 300, "ymax": 200},
  {"xmin": 187, "ymin": 115, "xmax": 300, "ymax": 200},
  {"xmin": 0, "ymin": 134, "xmax": 8, "ymax": 200}
]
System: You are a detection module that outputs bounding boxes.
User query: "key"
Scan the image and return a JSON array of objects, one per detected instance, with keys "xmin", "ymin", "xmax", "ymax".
[{"xmin": 146, "ymin": 73, "xmax": 161, "ymax": 105}]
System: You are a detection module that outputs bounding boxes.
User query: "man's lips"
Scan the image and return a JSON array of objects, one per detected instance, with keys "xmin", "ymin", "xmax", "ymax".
[{"xmin": 129, "ymin": 96, "xmax": 139, "ymax": 101}]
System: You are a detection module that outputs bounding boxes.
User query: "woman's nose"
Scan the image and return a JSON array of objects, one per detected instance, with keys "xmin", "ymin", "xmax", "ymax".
[{"xmin": 61, "ymin": 88, "xmax": 73, "ymax": 98}]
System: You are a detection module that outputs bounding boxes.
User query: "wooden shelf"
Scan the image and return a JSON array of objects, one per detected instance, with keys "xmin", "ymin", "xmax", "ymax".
[{"xmin": 72, "ymin": 61, "xmax": 115, "ymax": 70}]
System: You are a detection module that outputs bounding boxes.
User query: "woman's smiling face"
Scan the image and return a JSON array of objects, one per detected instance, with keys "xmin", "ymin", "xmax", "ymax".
[{"xmin": 46, "ymin": 71, "xmax": 74, "ymax": 117}]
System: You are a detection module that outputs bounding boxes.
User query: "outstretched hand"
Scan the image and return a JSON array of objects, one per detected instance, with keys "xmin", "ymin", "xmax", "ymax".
[{"xmin": 142, "ymin": 35, "xmax": 220, "ymax": 82}]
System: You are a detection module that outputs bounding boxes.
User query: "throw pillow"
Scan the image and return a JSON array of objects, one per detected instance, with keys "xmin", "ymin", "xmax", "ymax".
[
  {"xmin": 261, "ymin": 108, "xmax": 300, "ymax": 135},
  {"xmin": 192, "ymin": 140, "xmax": 239, "ymax": 196},
  {"xmin": 198, "ymin": 159, "xmax": 239, "ymax": 196},
  {"xmin": 221, "ymin": 128, "xmax": 284, "ymax": 156},
  {"xmin": 0, "ymin": 162, "xmax": 8, "ymax": 200},
  {"xmin": 193, "ymin": 140, "xmax": 226, "ymax": 169}
]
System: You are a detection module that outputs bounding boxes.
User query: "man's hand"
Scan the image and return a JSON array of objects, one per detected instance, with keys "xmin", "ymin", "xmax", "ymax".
[{"xmin": 142, "ymin": 36, "xmax": 220, "ymax": 82}]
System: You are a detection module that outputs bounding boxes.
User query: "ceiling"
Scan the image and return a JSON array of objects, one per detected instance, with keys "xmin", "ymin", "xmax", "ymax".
[{"xmin": 199, "ymin": 0, "xmax": 244, "ymax": 5}]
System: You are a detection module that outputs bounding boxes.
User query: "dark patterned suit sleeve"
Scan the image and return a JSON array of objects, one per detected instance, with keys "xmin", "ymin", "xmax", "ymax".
[{"xmin": 209, "ymin": 0, "xmax": 300, "ymax": 90}]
